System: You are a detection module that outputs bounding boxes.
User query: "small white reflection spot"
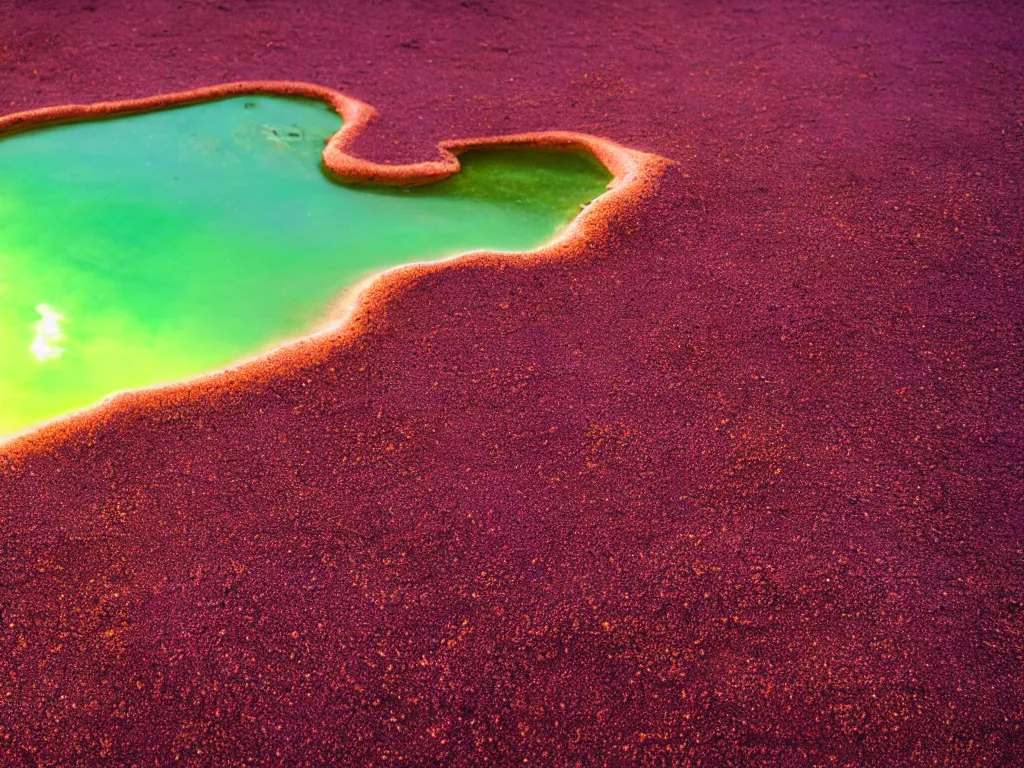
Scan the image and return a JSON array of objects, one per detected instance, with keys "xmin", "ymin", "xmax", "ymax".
[{"xmin": 30, "ymin": 303, "xmax": 66, "ymax": 362}]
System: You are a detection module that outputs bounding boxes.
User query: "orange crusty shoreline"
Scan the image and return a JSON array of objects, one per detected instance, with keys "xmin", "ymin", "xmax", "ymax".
[{"xmin": 0, "ymin": 80, "xmax": 671, "ymax": 460}]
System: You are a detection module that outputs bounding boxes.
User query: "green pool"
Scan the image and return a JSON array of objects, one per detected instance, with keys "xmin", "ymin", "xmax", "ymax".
[{"xmin": 0, "ymin": 95, "xmax": 611, "ymax": 437}]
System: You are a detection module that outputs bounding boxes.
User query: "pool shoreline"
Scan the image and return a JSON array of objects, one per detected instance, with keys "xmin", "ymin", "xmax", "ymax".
[{"xmin": 0, "ymin": 81, "xmax": 671, "ymax": 458}]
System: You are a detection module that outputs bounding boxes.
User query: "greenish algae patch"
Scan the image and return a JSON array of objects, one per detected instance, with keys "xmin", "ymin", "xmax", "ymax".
[{"xmin": 0, "ymin": 95, "xmax": 611, "ymax": 437}]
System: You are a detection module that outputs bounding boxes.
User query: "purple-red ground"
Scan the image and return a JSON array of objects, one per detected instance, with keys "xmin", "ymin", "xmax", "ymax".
[{"xmin": 1, "ymin": 1, "xmax": 1022, "ymax": 765}]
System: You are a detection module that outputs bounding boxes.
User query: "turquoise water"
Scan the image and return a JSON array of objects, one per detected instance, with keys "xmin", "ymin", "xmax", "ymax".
[{"xmin": 0, "ymin": 95, "xmax": 611, "ymax": 436}]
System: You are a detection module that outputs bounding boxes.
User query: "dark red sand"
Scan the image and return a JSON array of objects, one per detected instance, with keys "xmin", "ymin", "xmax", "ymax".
[{"xmin": 2, "ymin": 1, "xmax": 1023, "ymax": 764}]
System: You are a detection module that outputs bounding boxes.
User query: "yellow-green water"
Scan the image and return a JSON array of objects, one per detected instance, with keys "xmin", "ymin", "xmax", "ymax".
[{"xmin": 0, "ymin": 95, "xmax": 611, "ymax": 437}]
